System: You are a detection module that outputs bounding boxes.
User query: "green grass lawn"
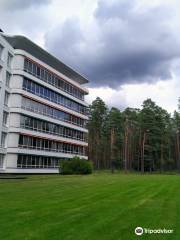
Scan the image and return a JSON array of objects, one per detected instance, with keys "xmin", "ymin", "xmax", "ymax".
[{"xmin": 0, "ymin": 173, "xmax": 180, "ymax": 240}]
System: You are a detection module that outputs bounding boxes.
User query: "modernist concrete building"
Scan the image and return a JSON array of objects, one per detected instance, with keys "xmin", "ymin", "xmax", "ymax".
[{"xmin": 0, "ymin": 32, "xmax": 89, "ymax": 173}]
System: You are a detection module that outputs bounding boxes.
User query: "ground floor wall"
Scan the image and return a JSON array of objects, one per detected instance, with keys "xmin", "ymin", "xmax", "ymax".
[{"xmin": 0, "ymin": 152, "xmax": 88, "ymax": 173}]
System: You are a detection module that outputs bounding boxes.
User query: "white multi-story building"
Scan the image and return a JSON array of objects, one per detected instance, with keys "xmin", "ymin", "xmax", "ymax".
[{"xmin": 0, "ymin": 32, "xmax": 89, "ymax": 173}]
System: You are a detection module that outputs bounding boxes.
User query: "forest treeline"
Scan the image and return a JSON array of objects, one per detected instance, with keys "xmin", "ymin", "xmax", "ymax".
[{"xmin": 88, "ymin": 97, "xmax": 180, "ymax": 172}]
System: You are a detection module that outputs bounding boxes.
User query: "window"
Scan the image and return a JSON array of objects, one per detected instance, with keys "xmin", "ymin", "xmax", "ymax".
[
  {"xmin": 41, "ymin": 69, "xmax": 45, "ymax": 79},
  {"xmin": 37, "ymin": 138, "xmax": 41, "ymax": 149},
  {"xmin": 33, "ymin": 119, "xmax": 38, "ymax": 129},
  {"xmin": 40, "ymin": 86, "xmax": 44, "ymax": 97},
  {"xmin": 28, "ymin": 61, "xmax": 33, "ymax": 72},
  {"xmin": 3, "ymin": 111, "xmax": 8, "ymax": 126},
  {"xmin": 32, "ymin": 63, "xmax": 36, "ymax": 75},
  {"xmin": 37, "ymin": 66, "xmax": 40, "ymax": 77},
  {"xmin": 1, "ymin": 132, "xmax": 7, "ymax": 147},
  {"xmin": 20, "ymin": 115, "xmax": 87, "ymax": 142},
  {"xmin": 18, "ymin": 134, "xmax": 86, "ymax": 155},
  {"xmin": 17, "ymin": 155, "xmax": 62, "ymax": 169},
  {"xmin": 0, "ymin": 44, "xmax": 3, "ymax": 60},
  {"xmin": 23, "ymin": 58, "xmax": 85, "ymax": 101},
  {"xmin": 24, "ymin": 58, "xmax": 28, "ymax": 70},
  {"xmin": 0, "ymin": 67, "xmax": 2, "ymax": 82},
  {"xmin": 6, "ymin": 72, "xmax": 11, "ymax": 87},
  {"xmin": 22, "ymin": 78, "xmax": 87, "ymax": 115},
  {"xmin": 22, "ymin": 97, "xmax": 85, "ymax": 127},
  {"xmin": 19, "ymin": 135, "xmax": 23, "ymax": 146},
  {"xmin": 31, "ymin": 81, "xmax": 35, "ymax": 93},
  {"xmin": 0, "ymin": 154, "xmax": 4, "ymax": 168},
  {"xmin": 4, "ymin": 91, "xmax": 9, "ymax": 106},
  {"xmin": 7, "ymin": 53, "xmax": 13, "ymax": 68}
]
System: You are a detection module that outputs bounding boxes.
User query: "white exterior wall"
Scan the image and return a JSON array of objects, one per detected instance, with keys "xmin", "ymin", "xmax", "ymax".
[
  {"xmin": 0, "ymin": 33, "xmax": 89, "ymax": 174},
  {"xmin": 0, "ymin": 34, "xmax": 14, "ymax": 171}
]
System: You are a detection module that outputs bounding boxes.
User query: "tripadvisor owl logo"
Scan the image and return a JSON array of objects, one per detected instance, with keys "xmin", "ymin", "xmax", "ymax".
[
  {"xmin": 135, "ymin": 227, "xmax": 143, "ymax": 236},
  {"xmin": 135, "ymin": 227, "xmax": 174, "ymax": 236}
]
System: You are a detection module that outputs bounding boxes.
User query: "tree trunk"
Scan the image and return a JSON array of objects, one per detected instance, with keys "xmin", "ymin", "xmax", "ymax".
[
  {"xmin": 160, "ymin": 139, "xmax": 163, "ymax": 172},
  {"xmin": 176, "ymin": 131, "xmax": 180, "ymax": 172},
  {"xmin": 141, "ymin": 131, "xmax": 146, "ymax": 173},
  {"xmin": 111, "ymin": 128, "xmax": 115, "ymax": 173},
  {"xmin": 124, "ymin": 119, "xmax": 128, "ymax": 172}
]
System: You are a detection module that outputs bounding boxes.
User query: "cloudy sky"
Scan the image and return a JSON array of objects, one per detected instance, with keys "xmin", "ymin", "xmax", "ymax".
[{"xmin": 1, "ymin": 0, "xmax": 180, "ymax": 113}]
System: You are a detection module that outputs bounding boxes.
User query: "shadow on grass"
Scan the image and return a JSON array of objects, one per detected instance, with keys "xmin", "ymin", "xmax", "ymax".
[{"xmin": 0, "ymin": 175, "xmax": 27, "ymax": 179}]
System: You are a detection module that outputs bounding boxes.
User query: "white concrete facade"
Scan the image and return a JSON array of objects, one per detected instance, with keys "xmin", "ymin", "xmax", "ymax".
[{"xmin": 0, "ymin": 33, "xmax": 89, "ymax": 173}]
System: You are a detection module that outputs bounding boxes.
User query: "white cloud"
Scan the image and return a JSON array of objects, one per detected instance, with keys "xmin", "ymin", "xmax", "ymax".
[
  {"xmin": 87, "ymin": 74, "xmax": 179, "ymax": 113},
  {"xmin": 1, "ymin": 0, "xmax": 180, "ymax": 113}
]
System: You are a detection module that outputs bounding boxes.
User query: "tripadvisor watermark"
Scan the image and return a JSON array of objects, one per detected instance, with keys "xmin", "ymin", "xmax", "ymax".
[{"xmin": 135, "ymin": 227, "xmax": 174, "ymax": 236}]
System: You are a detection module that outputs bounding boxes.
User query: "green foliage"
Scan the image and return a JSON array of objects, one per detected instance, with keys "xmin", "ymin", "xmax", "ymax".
[
  {"xmin": 59, "ymin": 156, "xmax": 93, "ymax": 175},
  {"xmin": 88, "ymin": 96, "xmax": 180, "ymax": 172},
  {"xmin": 88, "ymin": 97, "xmax": 108, "ymax": 169}
]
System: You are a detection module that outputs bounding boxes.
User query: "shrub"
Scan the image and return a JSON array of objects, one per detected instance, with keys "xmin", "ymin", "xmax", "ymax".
[{"xmin": 59, "ymin": 156, "xmax": 93, "ymax": 175}]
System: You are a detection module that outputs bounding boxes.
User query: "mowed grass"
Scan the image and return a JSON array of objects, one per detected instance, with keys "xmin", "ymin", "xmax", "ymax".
[{"xmin": 0, "ymin": 173, "xmax": 180, "ymax": 240}]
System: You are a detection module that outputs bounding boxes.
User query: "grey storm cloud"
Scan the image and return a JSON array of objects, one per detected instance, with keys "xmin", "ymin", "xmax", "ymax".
[
  {"xmin": 45, "ymin": 0, "xmax": 180, "ymax": 88},
  {"xmin": 0, "ymin": 0, "xmax": 50, "ymax": 11}
]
